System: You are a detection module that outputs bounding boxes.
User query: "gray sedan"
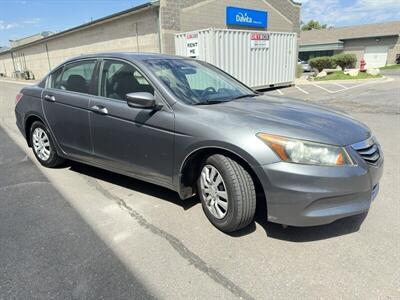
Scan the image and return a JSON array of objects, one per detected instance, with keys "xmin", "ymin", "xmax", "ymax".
[{"xmin": 15, "ymin": 53, "xmax": 383, "ymax": 233}]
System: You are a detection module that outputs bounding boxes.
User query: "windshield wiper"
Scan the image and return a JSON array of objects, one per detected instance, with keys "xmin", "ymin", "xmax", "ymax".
[
  {"xmin": 194, "ymin": 93, "xmax": 258, "ymax": 105},
  {"xmin": 231, "ymin": 93, "xmax": 258, "ymax": 100},
  {"xmin": 194, "ymin": 100, "xmax": 231, "ymax": 105}
]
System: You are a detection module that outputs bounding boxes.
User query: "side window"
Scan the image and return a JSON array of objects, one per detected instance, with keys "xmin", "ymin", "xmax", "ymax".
[
  {"xmin": 59, "ymin": 60, "xmax": 96, "ymax": 94},
  {"xmin": 101, "ymin": 60, "xmax": 154, "ymax": 100},
  {"xmin": 49, "ymin": 66, "xmax": 63, "ymax": 89}
]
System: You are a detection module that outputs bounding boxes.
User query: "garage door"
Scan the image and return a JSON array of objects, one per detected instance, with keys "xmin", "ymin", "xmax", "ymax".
[{"xmin": 364, "ymin": 46, "xmax": 388, "ymax": 68}]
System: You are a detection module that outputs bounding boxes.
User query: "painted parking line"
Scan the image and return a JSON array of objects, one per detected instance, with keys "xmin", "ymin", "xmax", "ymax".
[
  {"xmin": 334, "ymin": 82, "xmax": 348, "ymax": 89},
  {"xmin": 295, "ymin": 85, "xmax": 310, "ymax": 94},
  {"xmin": 266, "ymin": 78, "xmax": 392, "ymax": 98},
  {"xmin": 312, "ymin": 79, "xmax": 392, "ymax": 94},
  {"xmin": 312, "ymin": 83, "xmax": 335, "ymax": 93}
]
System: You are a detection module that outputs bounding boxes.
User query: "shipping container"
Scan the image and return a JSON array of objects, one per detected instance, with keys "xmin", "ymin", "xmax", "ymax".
[{"xmin": 175, "ymin": 28, "xmax": 297, "ymax": 89}]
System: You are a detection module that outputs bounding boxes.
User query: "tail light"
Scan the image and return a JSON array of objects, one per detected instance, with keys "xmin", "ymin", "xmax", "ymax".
[{"xmin": 15, "ymin": 92, "xmax": 23, "ymax": 104}]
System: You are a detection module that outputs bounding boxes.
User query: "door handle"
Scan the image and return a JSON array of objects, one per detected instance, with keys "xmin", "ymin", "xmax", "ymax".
[
  {"xmin": 90, "ymin": 105, "xmax": 108, "ymax": 115},
  {"xmin": 44, "ymin": 94, "xmax": 56, "ymax": 102}
]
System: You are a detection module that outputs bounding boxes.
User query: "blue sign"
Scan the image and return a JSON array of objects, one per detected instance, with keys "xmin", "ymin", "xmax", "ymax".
[{"xmin": 226, "ymin": 6, "xmax": 268, "ymax": 28}]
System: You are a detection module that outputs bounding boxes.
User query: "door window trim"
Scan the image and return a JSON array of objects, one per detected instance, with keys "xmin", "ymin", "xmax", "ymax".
[
  {"xmin": 45, "ymin": 58, "xmax": 99, "ymax": 97},
  {"xmin": 95, "ymin": 57, "xmax": 172, "ymax": 110}
]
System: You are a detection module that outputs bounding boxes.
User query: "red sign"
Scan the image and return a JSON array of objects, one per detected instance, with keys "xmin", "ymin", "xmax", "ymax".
[
  {"xmin": 250, "ymin": 33, "xmax": 269, "ymax": 40},
  {"xmin": 186, "ymin": 33, "xmax": 198, "ymax": 39},
  {"xmin": 250, "ymin": 33, "xmax": 270, "ymax": 49}
]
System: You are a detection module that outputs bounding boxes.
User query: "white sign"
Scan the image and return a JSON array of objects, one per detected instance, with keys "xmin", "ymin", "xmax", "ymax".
[
  {"xmin": 186, "ymin": 33, "xmax": 199, "ymax": 57},
  {"xmin": 250, "ymin": 32, "xmax": 270, "ymax": 49}
]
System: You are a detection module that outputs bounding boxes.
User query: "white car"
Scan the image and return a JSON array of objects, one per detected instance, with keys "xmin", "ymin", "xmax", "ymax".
[{"xmin": 298, "ymin": 58, "xmax": 311, "ymax": 72}]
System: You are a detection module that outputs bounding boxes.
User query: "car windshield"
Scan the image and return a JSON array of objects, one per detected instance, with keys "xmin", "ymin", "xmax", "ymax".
[{"xmin": 143, "ymin": 58, "xmax": 256, "ymax": 105}]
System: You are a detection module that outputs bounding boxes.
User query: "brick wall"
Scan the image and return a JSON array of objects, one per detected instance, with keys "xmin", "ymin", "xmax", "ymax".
[
  {"xmin": 1, "ymin": 7, "xmax": 160, "ymax": 80},
  {"xmin": 159, "ymin": 0, "xmax": 300, "ymax": 54}
]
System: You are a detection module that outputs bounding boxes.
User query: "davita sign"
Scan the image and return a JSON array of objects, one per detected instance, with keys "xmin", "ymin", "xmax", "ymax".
[{"xmin": 226, "ymin": 6, "xmax": 268, "ymax": 28}]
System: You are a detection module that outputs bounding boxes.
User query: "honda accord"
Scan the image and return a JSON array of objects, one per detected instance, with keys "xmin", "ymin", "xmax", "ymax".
[{"xmin": 15, "ymin": 53, "xmax": 383, "ymax": 232}]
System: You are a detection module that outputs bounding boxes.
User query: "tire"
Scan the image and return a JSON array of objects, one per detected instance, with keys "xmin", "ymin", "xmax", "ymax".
[
  {"xmin": 30, "ymin": 121, "xmax": 64, "ymax": 168},
  {"xmin": 197, "ymin": 154, "xmax": 256, "ymax": 233}
]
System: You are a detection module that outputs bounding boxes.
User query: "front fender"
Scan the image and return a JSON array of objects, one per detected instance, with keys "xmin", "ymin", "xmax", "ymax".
[{"xmin": 173, "ymin": 139, "xmax": 275, "ymax": 199}]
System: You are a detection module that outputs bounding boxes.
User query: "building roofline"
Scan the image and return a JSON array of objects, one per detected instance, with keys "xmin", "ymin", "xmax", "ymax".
[
  {"xmin": 288, "ymin": 0, "xmax": 302, "ymax": 6},
  {"xmin": 300, "ymin": 33, "xmax": 399, "ymax": 46},
  {"xmin": 9, "ymin": 31, "xmax": 53, "ymax": 43},
  {"xmin": 339, "ymin": 33, "xmax": 399, "ymax": 40},
  {"xmin": 299, "ymin": 41, "xmax": 344, "ymax": 46},
  {"xmin": 0, "ymin": 1, "xmax": 160, "ymax": 55},
  {"xmin": 319, "ymin": 20, "xmax": 400, "ymax": 31}
]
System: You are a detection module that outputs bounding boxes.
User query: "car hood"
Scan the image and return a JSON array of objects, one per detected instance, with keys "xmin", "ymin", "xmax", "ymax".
[{"xmin": 200, "ymin": 95, "xmax": 371, "ymax": 146}]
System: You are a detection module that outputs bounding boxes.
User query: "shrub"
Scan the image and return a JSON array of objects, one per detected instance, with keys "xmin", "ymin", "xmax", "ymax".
[
  {"xmin": 332, "ymin": 53, "xmax": 357, "ymax": 69},
  {"xmin": 296, "ymin": 64, "xmax": 303, "ymax": 78},
  {"xmin": 309, "ymin": 56, "xmax": 336, "ymax": 72}
]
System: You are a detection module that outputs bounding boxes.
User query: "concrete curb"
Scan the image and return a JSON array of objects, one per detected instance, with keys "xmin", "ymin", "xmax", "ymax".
[{"xmin": 295, "ymin": 76, "xmax": 391, "ymax": 86}]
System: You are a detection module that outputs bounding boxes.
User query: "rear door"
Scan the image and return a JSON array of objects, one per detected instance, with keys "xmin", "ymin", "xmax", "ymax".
[
  {"xmin": 89, "ymin": 59, "xmax": 175, "ymax": 187},
  {"xmin": 42, "ymin": 59, "xmax": 97, "ymax": 159}
]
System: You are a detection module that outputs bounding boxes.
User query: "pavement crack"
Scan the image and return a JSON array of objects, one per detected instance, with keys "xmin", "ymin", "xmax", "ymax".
[
  {"xmin": 0, "ymin": 181, "xmax": 49, "ymax": 190},
  {"xmin": 86, "ymin": 177, "xmax": 255, "ymax": 300}
]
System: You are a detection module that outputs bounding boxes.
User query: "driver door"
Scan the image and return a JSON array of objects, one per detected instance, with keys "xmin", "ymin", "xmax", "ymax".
[{"xmin": 89, "ymin": 59, "xmax": 175, "ymax": 187}]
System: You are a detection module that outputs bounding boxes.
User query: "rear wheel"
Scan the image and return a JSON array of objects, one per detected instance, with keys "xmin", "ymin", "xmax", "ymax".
[
  {"xmin": 30, "ymin": 121, "xmax": 64, "ymax": 168},
  {"xmin": 197, "ymin": 154, "xmax": 256, "ymax": 233}
]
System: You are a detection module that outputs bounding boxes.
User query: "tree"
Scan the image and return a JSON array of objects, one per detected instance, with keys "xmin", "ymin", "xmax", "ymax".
[{"xmin": 301, "ymin": 20, "xmax": 328, "ymax": 31}]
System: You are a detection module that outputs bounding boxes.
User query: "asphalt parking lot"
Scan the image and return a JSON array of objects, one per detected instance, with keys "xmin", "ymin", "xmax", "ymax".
[
  {"xmin": 265, "ymin": 76, "xmax": 399, "ymax": 115},
  {"xmin": 0, "ymin": 76, "xmax": 399, "ymax": 299}
]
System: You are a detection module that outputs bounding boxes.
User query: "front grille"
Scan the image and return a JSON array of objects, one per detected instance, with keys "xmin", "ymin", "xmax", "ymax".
[{"xmin": 351, "ymin": 137, "xmax": 381, "ymax": 165}]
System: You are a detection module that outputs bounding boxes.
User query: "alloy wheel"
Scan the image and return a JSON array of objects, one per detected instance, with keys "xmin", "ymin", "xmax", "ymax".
[
  {"xmin": 200, "ymin": 164, "xmax": 229, "ymax": 219},
  {"xmin": 32, "ymin": 127, "xmax": 51, "ymax": 161}
]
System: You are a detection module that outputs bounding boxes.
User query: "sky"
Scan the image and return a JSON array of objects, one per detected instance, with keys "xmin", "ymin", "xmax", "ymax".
[
  {"xmin": 298, "ymin": 0, "xmax": 400, "ymax": 27},
  {"xmin": 1, "ymin": 0, "xmax": 400, "ymax": 47},
  {"xmin": 0, "ymin": 0, "xmax": 148, "ymax": 46}
]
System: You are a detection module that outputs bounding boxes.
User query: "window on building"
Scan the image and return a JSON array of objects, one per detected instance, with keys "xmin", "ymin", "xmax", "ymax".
[
  {"xmin": 101, "ymin": 60, "xmax": 154, "ymax": 100},
  {"xmin": 299, "ymin": 50, "xmax": 334, "ymax": 62}
]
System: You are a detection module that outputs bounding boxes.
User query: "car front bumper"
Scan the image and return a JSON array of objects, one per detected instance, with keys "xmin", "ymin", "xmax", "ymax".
[{"xmin": 255, "ymin": 156, "xmax": 383, "ymax": 227}]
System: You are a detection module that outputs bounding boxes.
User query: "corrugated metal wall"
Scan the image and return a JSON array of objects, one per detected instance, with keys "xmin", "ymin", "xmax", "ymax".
[{"xmin": 175, "ymin": 28, "xmax": 297, "ymax": 89}]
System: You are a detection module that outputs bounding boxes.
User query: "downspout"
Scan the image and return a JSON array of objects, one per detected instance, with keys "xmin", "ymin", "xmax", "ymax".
[
  {"xmin": 10, "ymin": 52, "xmax": 16, "ymax": 77},
  {"xmin": 157, "ymin": 6, "xmax": 162, "ymax": 53},
  {"xmin": 45, "ymin": 42, "xmax": 51, "ymax": 70},
  {"xmin": 135, "ymin": 22, "xmax": 140, "ymax": 51}
]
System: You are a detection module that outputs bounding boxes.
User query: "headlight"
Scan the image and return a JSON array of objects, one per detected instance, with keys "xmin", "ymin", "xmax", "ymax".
[{"xmin": 256, "ymin": 133, "xmax": 354, "ymax": 166}]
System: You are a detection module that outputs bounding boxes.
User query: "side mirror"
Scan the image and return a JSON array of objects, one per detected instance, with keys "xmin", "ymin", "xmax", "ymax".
[{"xmin": 126, "ymin": 92, "xmax": 158, "ymax": 109}]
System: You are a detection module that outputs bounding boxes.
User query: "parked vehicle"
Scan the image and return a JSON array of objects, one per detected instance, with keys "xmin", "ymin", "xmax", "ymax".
[
  {"xmin": 298, "ymin": 58, "xmax": 311, "ymax": 72},
  {"xmin": 15, "ymin": 53, "xmax": 383, "ymax": 233}
]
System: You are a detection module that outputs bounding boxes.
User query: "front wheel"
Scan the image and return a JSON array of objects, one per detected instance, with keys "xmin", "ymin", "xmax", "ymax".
[
  {"xmin": 30, "ymin": 121, "xmax": 65, "ymax": 168},
  {"xmin": 197, "ymin": 154, "xmax": 256, "ymax": 233}
]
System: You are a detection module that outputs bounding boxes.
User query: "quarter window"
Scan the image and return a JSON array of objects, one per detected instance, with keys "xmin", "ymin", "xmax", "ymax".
[{"xmin": 101, "ymin": 60, "xmax": 154, "ymax": 100}]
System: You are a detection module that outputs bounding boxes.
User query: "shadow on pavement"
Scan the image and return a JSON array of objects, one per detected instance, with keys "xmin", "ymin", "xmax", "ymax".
[
  {"xmin": 0, "ymin": 127, "xmax": 154, "ymax": 299},
  {"xmin": 68, "ymin": 160, "xmax": 366, "ymax": 242},
  {"xmin": 68, "ymin": 161, "xmax": 199, "ymax": 211},
  {"xmin": 261, "ymin": 213, "xmax": 367, "ymax": 242},
  {"xmin": 230, "ymin": 193, "xmax": 367, "ymax": 242}
]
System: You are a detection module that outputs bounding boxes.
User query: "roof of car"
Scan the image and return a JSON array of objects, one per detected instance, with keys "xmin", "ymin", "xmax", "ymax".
[{"xmin": 64, "ymin": 52, "xmax": 186, "ymax": 64}]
